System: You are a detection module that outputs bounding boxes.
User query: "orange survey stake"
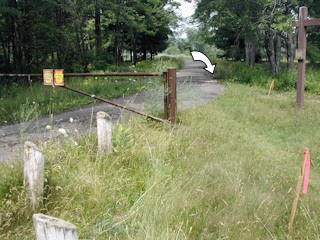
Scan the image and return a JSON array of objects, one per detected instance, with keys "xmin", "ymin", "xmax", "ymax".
[
  {"xmin": 43, "ymin": 69, "xmax": 53, "ymax": 85},
  {"xmin": 54, "ymin": 69, "xmax": 64, "ymax": 86}
]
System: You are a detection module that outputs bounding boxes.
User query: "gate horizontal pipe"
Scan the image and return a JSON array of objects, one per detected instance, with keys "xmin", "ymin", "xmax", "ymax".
[{"xmin": 0, "ymin": 72, "xmax": 162, "ymax": 78}]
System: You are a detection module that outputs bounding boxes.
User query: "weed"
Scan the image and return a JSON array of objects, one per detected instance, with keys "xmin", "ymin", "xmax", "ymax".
[
  {"xmin": 216, "ymin": 59, "xmax": 320, "ymax": 94},
  {"xmin": 2, "ymin": 84, "xmax": 320, "ymax": 238},
  {"xmin": 113, "ymin": 124, "xmax": 134, "ymax": 153}
]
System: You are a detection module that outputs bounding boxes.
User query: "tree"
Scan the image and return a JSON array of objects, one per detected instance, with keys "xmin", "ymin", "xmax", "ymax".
[
  {"xmin": 0, "ymin": 0, "xmax": 178, "ymax": 75},
  {"xmin": 260, "ymin": 0, "xmax": 299, "ymax": 74},
  {"xmin": 193, "ymin": 0, "xmax": 305, "ymax": 74},
  {"xmin": 194, "ymin": 0, "xmax": 264, "ymax": 66},
  {"xmin": 135, "ymin": 0, "xmax": 173, "ymax": 61},
  {"xmin": 302, "ymin": 0, "xmax": 320, "ymax": 63}
]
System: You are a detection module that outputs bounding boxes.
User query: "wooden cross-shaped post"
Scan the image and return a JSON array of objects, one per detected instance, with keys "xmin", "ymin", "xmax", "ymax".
[{"xmin": 292, "ymin": 6, "xmax": 320, "ymax": 108}]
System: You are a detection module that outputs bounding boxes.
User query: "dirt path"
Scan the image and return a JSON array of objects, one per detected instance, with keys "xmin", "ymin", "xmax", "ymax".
[{"xmin": 0, "ymin": 60, "xmax": 223, "ymax": 163}]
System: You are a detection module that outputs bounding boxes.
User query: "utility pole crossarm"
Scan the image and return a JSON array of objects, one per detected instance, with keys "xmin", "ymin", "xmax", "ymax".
[{"xmin": 292, "ymin": 18, "xmax": 320, "ymax": 27}]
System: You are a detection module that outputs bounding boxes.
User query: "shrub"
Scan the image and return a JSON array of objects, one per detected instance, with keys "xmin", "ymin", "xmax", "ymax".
[{"xmin": 215, "ymin": 60, "xmax": 320, "ymax": 93}]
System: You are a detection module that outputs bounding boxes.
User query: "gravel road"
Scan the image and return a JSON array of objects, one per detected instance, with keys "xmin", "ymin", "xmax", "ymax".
[{"xmin": 0, "ymin": 60, "xmax": 223, "ymax": 163}]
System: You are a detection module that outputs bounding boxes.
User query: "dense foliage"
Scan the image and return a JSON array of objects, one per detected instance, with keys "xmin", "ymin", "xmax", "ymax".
[
  {"xmin": 0, "ymin": 0, "xmax": 179, "ymax": 73},
  {"xmin": 193, "ymin": 0, "xmax": 320, "ymax": 74},
  {"xmin": 215, "ymin": 59, "xmax": 320, "ymax": 94}
]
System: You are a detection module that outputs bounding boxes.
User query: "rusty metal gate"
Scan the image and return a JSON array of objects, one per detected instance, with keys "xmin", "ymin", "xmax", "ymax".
[{"xmin": 0, "ymin": 68, "xmax": 177, "ymax": 124}]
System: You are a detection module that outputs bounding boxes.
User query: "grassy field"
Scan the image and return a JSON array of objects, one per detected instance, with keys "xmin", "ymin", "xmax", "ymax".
[
  {"xmin": 1, "ymin": 83, "xmax": 320, "ymax": 239},
  {"xmin": 0, "ymin": 56, "xmax": 184, "ymax": 124}
]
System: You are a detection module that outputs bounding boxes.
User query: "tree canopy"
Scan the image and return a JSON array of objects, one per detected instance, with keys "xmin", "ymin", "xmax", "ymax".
[
  {"xmin": 193, "ymin": 0, "xmax": 320, "ymax": 75},
  {"xmin": 0, "ymin": 0, "xmax": 179, "ymax": 73}
]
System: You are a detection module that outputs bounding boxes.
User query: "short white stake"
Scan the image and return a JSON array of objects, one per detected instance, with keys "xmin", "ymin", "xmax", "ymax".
[
  {"xmin": 97, "ymin": 111, "xmax": 113, "ymax": 154},
  {"xmin": 24, "ymin": 141, "xmax": 44, "ymax": 210},
  {"xmin": 33, "ymin": 214, "xmax": 78, "ymax": 240}
]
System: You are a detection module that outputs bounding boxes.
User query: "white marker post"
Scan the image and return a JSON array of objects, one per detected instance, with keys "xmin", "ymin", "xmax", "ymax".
[
  {"xmin": 24, "ymin": 141, "xmax": 44, "ymax": 210},
  {"xmin": 33, "ymin": 214, "xmax": 79, "ymax": 240},
  {"xmin": 97, "ymin": 111, "xmax": 113, "ymax": 154}
]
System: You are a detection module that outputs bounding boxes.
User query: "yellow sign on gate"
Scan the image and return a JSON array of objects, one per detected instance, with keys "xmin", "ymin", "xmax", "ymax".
[
  {"xmin": 43, "ymin": 69, "xmax": 53, "ymax": 85},
  {"xmin": 54, "ymin": 69, "xmax": 64, "ymax": 86}
]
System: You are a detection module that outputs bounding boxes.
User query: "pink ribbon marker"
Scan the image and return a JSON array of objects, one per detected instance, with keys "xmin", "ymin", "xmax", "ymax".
[{"xmin": 303, "ymin": 151, "xmax": 310, "ymax": 194}]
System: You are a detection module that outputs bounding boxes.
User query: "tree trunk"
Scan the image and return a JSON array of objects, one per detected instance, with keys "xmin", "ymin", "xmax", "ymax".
[
  {"xmin": 265, "ymin": 28, "xmax": 281, "ymax": 75},
  {"xmin": 56, "ymin": 1, "xmax": 65, "ymax": 68},
  {"xmin": 284, "ymin": 3, "xmax": 296, "ymax": 71},
  {"xmin": 142, "ymin": 41, "xmax": 147, "ymax": 60},
  {"xmin": 233, "ymin": 34, "xmax": 241, "ymax": 61},
  {"xmin": 117, "ymin": 46, "xmax": 122, "ymax": 65},
  {"xmin": 9, "ymin": 0, "xmax": 22, "ymax": 73},
  {"xmin": 79, "ymin": 21, "xmax": 88, "ymax": 70},
  {"xmin": 95, "ymin": 0, "xmax": 102, "ymax": 57},
  {"xmin": 275, "ymin": 33, "xmax": 281, "ymax": 74},
  {"xmin": 268, "ymin": 31, "xmax": 276, "ymax": 74},
  {"xmin": 286, "ymin": 32, "xmax": 297, "ymax": 71},
  {"xmin": 132, "ymin": 30, "xmax": 137, "ymax": 65},
  {"xmin": 22, "ymin": 0, "xmax": 32, "ymax": 73},
  {"xmin": 0, "ymin": 32, "xmax": 10, "ymax": 72},
  {"xmin": 245, "ymin": 34, "xmax": 256, "ymax": 66}
]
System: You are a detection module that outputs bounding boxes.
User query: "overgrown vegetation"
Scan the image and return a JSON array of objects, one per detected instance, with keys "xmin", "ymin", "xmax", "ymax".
[
  {"xmin": 0, "ymin": 56, "xmax": 184, "ymax": 124},
  {"xmin": 215, "ymin": 59, "xmax": 320, "ymax": 94},
  {"xmin": 1, "ymin": 84, "xmax": 320, "ymax": 239}
]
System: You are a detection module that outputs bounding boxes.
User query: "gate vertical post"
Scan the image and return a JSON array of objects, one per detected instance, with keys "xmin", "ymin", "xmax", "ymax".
[
  {"xmin": 163, "ymin": 71, "xmax": 169, "ymax": 120},
  {"xmin": 167, "ymin": 68, "xmax": 177, "ymax": 124}
]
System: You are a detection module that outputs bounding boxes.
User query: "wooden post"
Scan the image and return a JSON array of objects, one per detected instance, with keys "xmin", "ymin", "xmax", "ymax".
[
  {"xmin": 296, "ymin": 7, "xmax": 307, "ymax": 109},
  {"xmin": 24, "ymin": 141, "xmax": 44, "ymax": 210},
  {"xmin": 33, "ymin": 214, "xmax": 79, "ymax": 240},
  {"xmin": 97, "ymin": 111, "xmax": 113, "ymax": 154},
  {"xmin": 289, "ymin": 148, "xmax": 309, "ymax": 234},
  {"xmin": 292, "ymin": 7, "xmax": 320, "ymax": 108},
  {"xmin": 163, "ymin": 71, "xmax": 169, "ymax": 120},
  {"xmin": 167, "ymin": 67, "xmax": 177, "ymax": 124}
]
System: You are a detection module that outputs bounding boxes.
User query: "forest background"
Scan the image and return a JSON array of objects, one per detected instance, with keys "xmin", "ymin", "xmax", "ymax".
[
  {"xmin": 0, "ymin": 0, "xmax": 179, "ymax": 74},
  {"xmin": 173, "ymin": 0, "xmax": 320, "ymax": 75},
  {"xmin": 1, "ymin": 0, "xmax": 320, "ymax": 76}
]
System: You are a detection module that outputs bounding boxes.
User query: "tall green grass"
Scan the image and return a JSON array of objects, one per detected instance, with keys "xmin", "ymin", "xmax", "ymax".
[
  {"xmin": 1, "ymin": 84, "xmax": 320, "ymax": 239},
  {"xmin": 0, "ymin": 56, "xmax": 184, "ymax": 124},
  {"xmin": 215, "ymin": 59, "xmax": 320, "ymax": 94}
]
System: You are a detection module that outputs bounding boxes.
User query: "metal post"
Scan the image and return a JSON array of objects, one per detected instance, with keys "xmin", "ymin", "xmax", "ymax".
[
  {"xmin": 163, "ymin": 72, "xmax": 169, "ymax": 120},
  {"xmin": 296, "ymin": 7, "xmax": 308, "ymax": 109},
  {"xmin": 167, "ymin": 68, "xmax": 177, "ymax": 124}
]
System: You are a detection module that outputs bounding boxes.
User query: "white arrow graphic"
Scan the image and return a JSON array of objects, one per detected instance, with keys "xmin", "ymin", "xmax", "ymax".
[{"xmin": 190, "ymin": 51, "xmax": 216, "ymax": 74}]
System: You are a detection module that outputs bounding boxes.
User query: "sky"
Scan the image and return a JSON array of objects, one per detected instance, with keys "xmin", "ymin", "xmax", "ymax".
[
  {"xmin": 177, "ymin": 0, "xmax": 195, "ymax": 18},
  {"xmin": 174, "ymin": 0, "xmax": 197, "ymax": 38}
]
